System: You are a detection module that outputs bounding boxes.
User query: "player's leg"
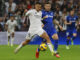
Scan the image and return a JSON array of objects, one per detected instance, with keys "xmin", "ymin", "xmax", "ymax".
[
  {"xmin": 71, "ymin": 30, "xmax": 77, "ymax": 45},
  {"xmin": 14, "ymin": 33, "xmax": 31, "ymax": 54},
  {"xmin": 11, "ymin": 32, "xmax": 14, "ymax": 47},
  {"xmin": 40, "ymin": 32, "xmax": 54, "ymax": 53},
  {"xmin": 66, "ymin": 32, "xmax": 71, "ymax": 49},
  {"xmin": 7, "ymin": 32, "xmax": 10, "ymax": 46},
  {"xmin": 71, "ymin": 33, "xmax": 77, "ymax": 45},
  {"xmin": 36, "ymin": 31, "xmax": 54, "ymax": 58},
  {"xmin": 52, "ymin": 33, "xmax": 60, "ymax": 58}
]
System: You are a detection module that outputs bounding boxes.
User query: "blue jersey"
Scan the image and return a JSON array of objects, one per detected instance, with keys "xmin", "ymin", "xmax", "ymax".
[
  {"xmin": 66, "ymin": 15, "xmax": 78, "ymax": 30},
  {"xmin": 42, "ymin": 10, "xmax": 57, "ymax": 36}
]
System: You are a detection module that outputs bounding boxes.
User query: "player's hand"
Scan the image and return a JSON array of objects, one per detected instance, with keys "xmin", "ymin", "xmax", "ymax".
[
  {"xmin": 42, "ymin": 24, "xmax": 44, "ymax": 28},
  {"xmin": 43, "ymin": 15, "xmax": 48, "ymax": 19},
  {"xmin": 59, "ymin": 25, "xmax": 63, "ymax": 31},
  {"xmin": 8, "ymin": 30, "xmax": 10, "ymax": 33},
  {"xmin": 69, "ymin": 21, "xmax": 72, "ymax": 24}
]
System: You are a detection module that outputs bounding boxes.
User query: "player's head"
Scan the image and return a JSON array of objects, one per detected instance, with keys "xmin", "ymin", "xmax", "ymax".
[
  {"xmin": 10, "ymin": 14, "xmax": 15, "ymax": 21},
  {"xmin": 9, "ymin": 0, "xmax": 13, "ymax": 3},
  {"xmin": 35, "ymin": 2, "xmax": 42, "ymax": 11},
  {"xmin": 44, "ymin": 2, "xmax": 51, "ymax": 11},
  {"xmin": 70, "ymin": 9, "xmax": 75, "ymax": 16}
]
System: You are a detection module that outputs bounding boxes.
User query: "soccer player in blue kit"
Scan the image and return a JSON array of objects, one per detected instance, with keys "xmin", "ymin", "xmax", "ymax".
[
  {"xmin": 64, "ymin": 10, "xmax": 79, "ymax": 49},
  {"xmin": 36, "ymin": 2, "xmax": 63, "ymax": 58}
]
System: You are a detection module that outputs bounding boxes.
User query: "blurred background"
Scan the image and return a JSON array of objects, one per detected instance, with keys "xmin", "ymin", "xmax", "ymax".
[
  {"xmin": 0, "ymin": 0, "xmax": 80, "ymax": 45},
  {"xmin": 0, "ymin": 0, "xmax": 80, "ymax": 32}
]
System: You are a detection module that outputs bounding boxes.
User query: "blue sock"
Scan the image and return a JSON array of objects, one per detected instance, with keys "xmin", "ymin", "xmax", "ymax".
[
  {"xmin": 72, "ymin": 37, "xmax": 76, "ymax": 40},
  {"xmin": 66, "ymin": 39, "xmax": 70, "ymax": 46},
  {"xmin": 54, "ymin": 40, "xmax": 58, "ymax": 52}
]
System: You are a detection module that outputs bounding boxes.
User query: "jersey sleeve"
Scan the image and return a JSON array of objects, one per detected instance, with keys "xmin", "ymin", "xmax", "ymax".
[
  {"xmin": 25, "ymin": 10, "xmax": 32, "ymax": 16},
  {"xmin": 66, "ymin": 16, "xmax": 69, "ymax": 22},
  {"xmin": 6, "ymin": 20, "xmax": 9, "ymax": 25},
  {"xmin": 15, "ymin": 21, "xmax": 18, "ymax": 26},
  {"xmin": 76, "ymin": 16, "xmax": 79, "ymax": 21}
]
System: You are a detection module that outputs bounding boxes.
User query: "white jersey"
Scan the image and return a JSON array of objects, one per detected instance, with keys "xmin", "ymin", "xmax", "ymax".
[
  {"xmin": 6, "ymin": 20, "xmax": 17, "ymax": 32},
  {"xmin": 25, "ymin": 9, "xmax": 43, "ymax": 31},
  {"xmin": 25, "ymin": 9, "xmax": 45, "ymax": 39}
]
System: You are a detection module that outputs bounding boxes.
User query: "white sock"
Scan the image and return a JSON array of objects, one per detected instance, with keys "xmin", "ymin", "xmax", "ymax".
[
  {"xmin": 17, "ymin": 43, "xmax": 23, "ymax": 49},
  {"xmin": 11, "ymin": 37, "xmax": 14, "ymax": 46},
  {"xmin": 47, "ymin": 43, "xmax": 54, "ymax": 53},
  {"xmin": 54, "ymin": 50, "xmax": 57, "ymax": 53}
]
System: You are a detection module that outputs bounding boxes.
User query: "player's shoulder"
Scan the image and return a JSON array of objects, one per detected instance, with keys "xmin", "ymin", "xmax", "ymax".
[
  {"xmin": 7, "ymin": 20, "xmax": 11, "ymax": 22},
  {"xmin": 66, "ymin": 15, "xmax": 71, "ymax": 18},
  {"xmin": 50, "ymin": 11, "xmax": 54, "ymax": 15},
  {"xmin": 42, "ymin": 10, "xmax": 45, "ymax": 12},
  {"xmin": 74, "ymin": 15, "xmax": 78, "ymax": 18},
  {"xmin": 14, "ymin": 20, "xmax": 17, "ymax": 22},
  {"xmin": 29, "ymin": 9, "xmax": 36, "ymax": 12},
  {"xmin": 42, "ymin": 10, "xmax": 54, "ymax": 14},
  {"xmin": 27, "ymin": 9, "xmax": 35, "ymax": 13},
  {"xmin": 50, "ymin": 10, "xmax": 54, "ymax": 13}
]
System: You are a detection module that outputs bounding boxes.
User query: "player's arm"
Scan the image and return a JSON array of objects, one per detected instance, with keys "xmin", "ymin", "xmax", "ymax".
[
  {"xmin": 76, "ymin": 17, "xmax": 79, "ymax": 29},
  {"xmin": 5, "ymin": 24, "xmax": 8, "ymax": 31},
  {"xmin": 76, "ymin": 17, "xmax": 79, "ymax": 25},
  {"xmin": 5, "ymin": 21, "xmax": 10, "ymax": 32},
  {"xmin": 53, "ymin": 19, "xmax": 63, "ymax": 31},
  {"xmin": 64, "ymin": 20, "xmax": 72, "ymax": 25},
  {"xmin": 25, "ymin": 9, "xmax": 31, "ymax": 17},
  {"xmin": 41, "ymin": 24, "xmax": 44, "ymax": 28},
  {"xmin": 64, "ymin": 16, "xmax": 72, "ymax": 25},
  {"xmin": 14, "ymin": 21, "xmax": 18, "ymax": 31},
  {"xmin": 42, "ymin": 15, "xmax": 48, "ymax": 20}
]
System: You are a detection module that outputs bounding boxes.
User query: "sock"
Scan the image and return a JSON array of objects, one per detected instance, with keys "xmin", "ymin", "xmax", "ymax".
[
  {"xmin": 54, "ymin": 40, "xmax": 58, "ymax": 53},
  {"xmin": 47, "ymin": 43, "xmax": 54, "ymax": 53},
  {"xmin": 8, "ymin": 38, "xmax": 10, "ymax": 45},
  {"xmin": 11, "ymin": 37, "xmax": 14, "ymax": 46},
  {"xmin": 66, "ymin": 39, "xmax": 69, "ymax": 46},
  {"xmin": 17, "ymin": 43, "xmax": 23, "ymax": 49},
  {"xmin": 8, "ymin": 37, "xmax": 10, "ymax": 45},
  {"xmin": 72, "ymin": 37, "xmax": 76, "ymax": 41}
]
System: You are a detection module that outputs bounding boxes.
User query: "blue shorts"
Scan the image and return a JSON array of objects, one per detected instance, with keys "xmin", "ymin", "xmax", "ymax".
[
  {"xmin": 66, "ymin": 29, "xmax": 77, "ymax": 37},
  {"xmin": 43, "ymin": 26, "xmax": 57, "ymax": 37}
]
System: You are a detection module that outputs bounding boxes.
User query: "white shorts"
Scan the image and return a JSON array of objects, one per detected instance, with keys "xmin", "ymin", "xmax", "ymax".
[
  {"xmin": 7, "ymin": 30, "xmax": 14, "ymax": 36},
  {"xmin": 25, "ymin": 28, "xmax": 45, "ymax": 40}
]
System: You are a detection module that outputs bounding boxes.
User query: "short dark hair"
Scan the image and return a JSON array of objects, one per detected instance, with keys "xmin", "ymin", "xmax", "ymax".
[
  {"xmin": 44, "ymin": 2, "xmax": 51, "ymax": 5},
  {"xmin": 70, "ymin": 9, "xmax": 74, "ymax": 12},
  {"xmin": 35, "ymin": 2, "xmax": 41, "ymax": 5}
]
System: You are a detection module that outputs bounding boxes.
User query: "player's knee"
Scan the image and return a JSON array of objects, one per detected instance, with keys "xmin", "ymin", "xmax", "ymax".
[
  {"xmin": 12, "ymin": 33, "xmax": 14, "ymax": 37},
  {"xmin": 67, "ymin": 37, "xmax": 70, "ymax": 40},
  {"xmin": 23, "ymin": 40, "xmax": 30, "ymax": 46},
  {"xmin": 52, "ymin": 34, "xmax": 59, "ymax": 40},
  {"xmin": 41, "ymin": 32, "xmax": 49, "ymax": 39},
  {"xmin": 45, "ymin": 35, "xmax": 50, "ymax": 40},
  {"xmin": 8, "ymin": 36, "xmax": 10, "ymax": 38},
  {"xmin": 73, "ymin": 34, "xmax": 77, "ymax": 37}
]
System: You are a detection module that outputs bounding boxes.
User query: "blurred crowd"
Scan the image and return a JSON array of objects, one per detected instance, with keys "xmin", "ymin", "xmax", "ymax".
[{"xmin": 0, "ymin": 0, "xmax": 80, "ymax": 32}]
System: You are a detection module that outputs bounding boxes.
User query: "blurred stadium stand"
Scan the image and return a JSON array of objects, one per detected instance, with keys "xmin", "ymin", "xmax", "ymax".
[{"xmin": 0, "ymin": 0, "xmax": 80, "ymax": 45}]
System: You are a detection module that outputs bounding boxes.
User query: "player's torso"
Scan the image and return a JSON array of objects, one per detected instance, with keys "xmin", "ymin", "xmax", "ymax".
[
  {"xmin": 67, "ymin": 15, "xmax": 78, "ymax": 30},
  {"xmin": 42, "ymin": 10, "xmax": 54, "ymax": 24},
  {"xmin": 42, "ymin": 10, "xmax": 55, "ymax": 30},
  {"xmin": 8, "ymin": 20, "xmax": 16, "ymax": 30},
  {"xmin": 28, "ymin": 9, "xmax": 42, "ymax": 30}
]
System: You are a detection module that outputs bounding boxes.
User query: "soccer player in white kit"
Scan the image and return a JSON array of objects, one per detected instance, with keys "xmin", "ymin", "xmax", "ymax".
[
  {"xmin": 5, "ymin": 15, "xmax": 17, "ymax": 46},
  {"xmin": 14, "ymin": 2, "xmax": 54, "ymax": 58}
]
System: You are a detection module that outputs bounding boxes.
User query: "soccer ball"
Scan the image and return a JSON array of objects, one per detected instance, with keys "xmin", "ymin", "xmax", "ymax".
[{"xmin": 40, "ymin": 43, "xmax": 47, "ymax": 51}]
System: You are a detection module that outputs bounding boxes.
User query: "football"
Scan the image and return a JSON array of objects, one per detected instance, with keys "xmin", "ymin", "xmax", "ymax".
[{"xmin": 40, "ymin": 43, "xmax": 47, "ymax": 51}]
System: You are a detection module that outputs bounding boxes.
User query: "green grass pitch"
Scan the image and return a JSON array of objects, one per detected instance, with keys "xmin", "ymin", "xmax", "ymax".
[{"xmin": 0, "ymin": 45, "xmax": 80, "ymax": 60}]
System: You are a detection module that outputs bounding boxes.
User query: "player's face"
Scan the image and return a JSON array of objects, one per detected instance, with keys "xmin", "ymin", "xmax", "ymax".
[
  {"xmin": 10, "ymin": 16, "xmax": 14, "ymax": 21},
  {"xmin": 35, "ymin": 4, "xmax": 41, "ymax": 11},
  {"xmin": 44, "ymin": 4, "xmax": 51, "ymax": 11},
  {"xmin": 70, "ymin": 10, "xmax": 74, "ymax": 16}
]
